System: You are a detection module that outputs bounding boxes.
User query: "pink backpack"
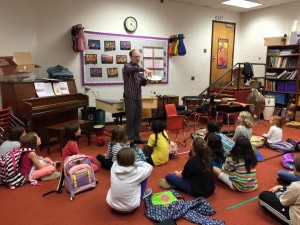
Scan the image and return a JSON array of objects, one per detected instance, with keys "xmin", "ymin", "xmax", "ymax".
[{"xmin": 71, "ymin": 24, "xmax": 88, "ymax": 52}]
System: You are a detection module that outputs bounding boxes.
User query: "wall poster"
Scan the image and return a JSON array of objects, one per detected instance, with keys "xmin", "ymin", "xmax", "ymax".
[
  {"xmin": 217, "ymin": 38, "xmax": 228, "ymax": 69},
  {"xmin": 82, "ymin": 31, "xmax": 169, "ymax": 86}
]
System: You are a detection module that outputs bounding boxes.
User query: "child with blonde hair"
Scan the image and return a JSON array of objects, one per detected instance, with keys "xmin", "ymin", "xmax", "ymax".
[
  {"xmin": 62, "ymin": 123, "xmax": 98, "ymax": 172},
  {"xmin": 262, "ymin": 115, "xmax": 283, "ymax": 146},
  {"xmin": 233, "ymin": 111, "xmax": 253, "ymax": 142},
  {"xmin": 106, "ymin": 147, "xmax": 153, "ymax": 213},
  {"xmin": 96, "ymin": 125, "xmax": 129, "ymax": 170}
]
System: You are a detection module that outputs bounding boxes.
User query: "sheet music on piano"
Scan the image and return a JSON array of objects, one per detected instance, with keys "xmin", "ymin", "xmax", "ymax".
[
  {"xmin": 34, "ymin": 82, "xmax": 55, "ymax": 97},
  {"xmin": 59, "ymin": 82, "xmax": 70, "ymax": 94}
]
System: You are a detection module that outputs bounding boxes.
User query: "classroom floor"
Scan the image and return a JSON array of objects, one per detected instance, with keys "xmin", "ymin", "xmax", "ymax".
[{"xmin": 1, "ymin": 118, "xmax": 299, "ymax": 225}]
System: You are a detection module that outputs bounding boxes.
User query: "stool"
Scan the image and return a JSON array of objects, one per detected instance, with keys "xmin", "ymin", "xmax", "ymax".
[
  {"xmin": 45, "ymin": 119, "xmax": 90, "ymax": 155},
  {"xmin": 112, "ymin": 112, "xmax": 126, "ymax": 125}
]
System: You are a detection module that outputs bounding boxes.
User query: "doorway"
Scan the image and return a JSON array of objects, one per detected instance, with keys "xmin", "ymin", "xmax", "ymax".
[{"xmin": 210, "ymin": 21, "xmax": 236, "ymax": 85}]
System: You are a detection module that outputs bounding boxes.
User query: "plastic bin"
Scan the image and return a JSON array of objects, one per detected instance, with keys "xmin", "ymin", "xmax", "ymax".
[{"xmin": 82, "ymin": 107, "xmax": 105, "ymax": 132}]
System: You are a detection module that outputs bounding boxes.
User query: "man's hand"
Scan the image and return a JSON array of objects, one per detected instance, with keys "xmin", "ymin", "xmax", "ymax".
[{"xmin": 144, "ymin": 68, "xmax": 152, "ymax": 79}]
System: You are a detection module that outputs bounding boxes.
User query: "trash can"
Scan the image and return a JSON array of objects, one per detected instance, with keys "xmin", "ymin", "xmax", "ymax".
[{"xmin": 82, "ymin": 107, "xmax": 105, "ymax": 132}]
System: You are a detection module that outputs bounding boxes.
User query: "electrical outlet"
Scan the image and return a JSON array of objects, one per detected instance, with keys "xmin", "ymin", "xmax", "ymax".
[
  {"xmin": 203, "ymin": 49, "xmax": 207, "ymax": 53},
  {"xmin": 191, "ymin": 76, "xmax": 195, "ymax": 81}
]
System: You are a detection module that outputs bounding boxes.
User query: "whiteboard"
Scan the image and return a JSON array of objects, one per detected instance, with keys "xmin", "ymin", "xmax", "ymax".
[{"xmin": 81, "ymin": 31, "xmax": 169, "ymax": 86}]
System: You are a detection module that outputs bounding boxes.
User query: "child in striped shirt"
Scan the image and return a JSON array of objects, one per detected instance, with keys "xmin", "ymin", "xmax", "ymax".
[
  {"xmin": 213, "ymin": 136, "xmax": 258, "ymax": 192},
  {"xmin": 96, "ymin": 125, "xmax": 130, "ymax": 170}
]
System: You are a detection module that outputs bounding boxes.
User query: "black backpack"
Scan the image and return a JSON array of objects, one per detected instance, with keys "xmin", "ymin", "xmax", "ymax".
[{"xmin": 242, "ymin": 62, "xmax": 254, "ymax": 83}]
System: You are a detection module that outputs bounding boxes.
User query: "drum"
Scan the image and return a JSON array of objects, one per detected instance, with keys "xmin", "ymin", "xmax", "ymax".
[
  {"xmin": 93, "ymin": 125, "xmax": 105, "ymax": 147},
  {"xmin": 185, "ymin": 98, "xmax": 202, "ymax": 110},
  {"xmin": 263, "ymin": 95, "xmax": 275, "ymax": 120}
]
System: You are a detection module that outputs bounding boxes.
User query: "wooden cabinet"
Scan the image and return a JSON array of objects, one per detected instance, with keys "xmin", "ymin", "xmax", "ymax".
[{"xmin": 264, "ymin": 44, "xmax": 300, "ymax": 105}]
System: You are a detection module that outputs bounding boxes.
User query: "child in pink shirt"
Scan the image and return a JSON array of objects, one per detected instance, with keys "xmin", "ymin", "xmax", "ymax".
[{"xmin": 62, "ymin": 123, "xmax": 98, "ymax": 172}]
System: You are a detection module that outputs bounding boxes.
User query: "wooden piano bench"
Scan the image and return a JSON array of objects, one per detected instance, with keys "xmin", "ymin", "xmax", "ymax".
[{"xmin": 45, "ymin": 119, "xmax": 91, "ymax": 155}]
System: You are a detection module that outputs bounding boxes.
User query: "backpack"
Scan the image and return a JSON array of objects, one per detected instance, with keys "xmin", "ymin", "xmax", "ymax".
[
  {"xmin": 269, "ymin": 141, "xmax": 295, "ymax": 153},
  {"xmin": 216, "ymin": 132, "xmax": 235, "ymax": 152},
  {"xmin": 242, "ymin": 62, "xmax": 254, "ymax": 83},
  {"xmin": 281, "ymin": 153, "xmax": 295, "ymax": 170},
  {"xmin": 0, "ymin": 148, "xmax": 34, "ymax": 188},
  {"xmin": 71, "ymin": 24, "xmax": 88, "ymax": 52},
  {"xmin": 43, "ymin": 154, "xmax": 97, "ymax": 200}
]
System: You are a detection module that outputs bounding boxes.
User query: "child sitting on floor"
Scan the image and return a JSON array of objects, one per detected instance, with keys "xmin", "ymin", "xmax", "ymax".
[
  {"xmin": 207, "ymin": 133, "xmax": 225, "ymax": 169},
  {"xmin": 106, "ymin": 147, "xmax": 153, "ymax": 213},
  {"xmin": 277, "ymin": 155, "xmax": 300, "ymax": 185},
  {"xmin": 204, "ymin": 121, "xmax": 235, "ymax": 153},
  {"xmin": 144, "ymin": 120, "xmax": 170, "ymax": 166},
  {"xmin": 262, "ymin": 115, "xmax": 283, "ymax": 146},
  {"xmin": 62, "ymin": 123, "xmax": 98, "ymax": 172},
  {"xmin": 232, "ymin": 111, "xmax": 253, "ymax": 142},
  {"xmin": 0, "ymin": 126, "xmax": 26, "ymax": 157},
  {"xmin": 19, "ymin": 132, "xmax": 60, "ymax": 182},
  {"xmin": 213, "ymin": 136, "xmax": 258, "ymax": 192},
  {"xmin": 159, "ymin": 136, "xmax": 215, "ymax": 198},
  {"xmin": 259, "ymin": 181, "xmax": 300, "ymax": 225},
  {"xmin": 96, "ymin": 125, "xmax": 129, "ymax": 170}
]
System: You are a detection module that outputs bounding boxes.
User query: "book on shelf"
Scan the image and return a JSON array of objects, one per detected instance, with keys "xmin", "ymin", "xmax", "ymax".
[
  {"xmin": 277, "ymin": 70, "xmax": 288, "ymax": 79},
  {"xmin": 279, "ymin": 49, "xmax": 296, "ymax": 56}
]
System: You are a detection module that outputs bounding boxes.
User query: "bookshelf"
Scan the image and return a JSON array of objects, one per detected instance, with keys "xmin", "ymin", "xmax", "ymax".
[{"xmin": 264, "ymin": 44, "xmax": 300, "ymax": 106}]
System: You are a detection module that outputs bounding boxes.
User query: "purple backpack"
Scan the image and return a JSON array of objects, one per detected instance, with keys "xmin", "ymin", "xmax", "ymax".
[{"xmin": 281, "ymin": 153, "xmax": 295, "ymax": 170}]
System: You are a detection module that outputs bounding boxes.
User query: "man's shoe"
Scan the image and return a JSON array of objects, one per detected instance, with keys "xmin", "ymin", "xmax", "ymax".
[{"xmin": 143, "ymin": 188, "xmax": 152, "ymax": 199}]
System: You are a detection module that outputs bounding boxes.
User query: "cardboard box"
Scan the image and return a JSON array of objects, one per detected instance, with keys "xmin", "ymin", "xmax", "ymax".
[
  {"xmin": 264, "ymin": 37, "xmax": 286, "ymax": 46},
  {"xmin": 0, "ymin": 52, "xmax": 39, "ymax": 75}
]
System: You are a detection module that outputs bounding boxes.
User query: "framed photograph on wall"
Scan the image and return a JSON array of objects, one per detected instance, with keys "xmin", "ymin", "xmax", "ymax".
[
  {"xmin": 120, "ymin": 41, "xmax": 131, "ymax": 50},
  {"xmin": 107, "ymin": 67, "xmax": 118, "ymax": 77},
  {"xmin": 85, "ymin": 54, "xmax": 97, "ymax": 64},
  {"xmin": 116, "ymin": 55, "xmax": 127, "ymax": 64},
  {"xmin": 90, "ymin": 68, "xmax": 102, "ymax": 77},
  {"xmin": 88, "ymin": 39, "xmax": 100, "ymax": 50},
  {"xmin": 104, "ymin": 41, "xmax": 116, "ymax": 51},
  {"xmin": 101, "ymin": 54, "xmax": 113, "ymax": 64}
]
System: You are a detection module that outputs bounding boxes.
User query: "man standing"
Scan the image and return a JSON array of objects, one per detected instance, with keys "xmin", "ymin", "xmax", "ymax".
[{"xmin": 123, "ymin": 49, "xmax": 151, "ymax": 143}]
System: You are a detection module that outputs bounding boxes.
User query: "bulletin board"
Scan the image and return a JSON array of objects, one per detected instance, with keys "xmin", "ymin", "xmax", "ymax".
[{"xmin": 81, "ymin": 31, "xmax": 169, "ymax": 86}]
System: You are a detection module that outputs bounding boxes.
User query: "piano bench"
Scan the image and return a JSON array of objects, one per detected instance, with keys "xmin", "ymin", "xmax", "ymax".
[{"xmin": 45, "ymin": 119, "xmax": 91, "ymax": 155}]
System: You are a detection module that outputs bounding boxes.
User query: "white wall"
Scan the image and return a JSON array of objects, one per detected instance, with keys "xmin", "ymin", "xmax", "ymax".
[{"xmin": 1, "ymin": 0, "xmax": 242, "ymax": 122}]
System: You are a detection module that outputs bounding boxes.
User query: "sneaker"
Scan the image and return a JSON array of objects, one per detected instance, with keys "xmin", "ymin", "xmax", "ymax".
[
  {"xmin": 41, "ymin": 172, "xmax": 61, "ymax": 181},
  {"xmin": 143, "ymin": 188, "xmax": 152, "ymax": 199},
  {"xmin": 55, "ymin": 161, "xmax": 61, "ymax": 169},
  {"xmin": 159, "ymin": 178, "xmax": 173, "ymax": 189}
]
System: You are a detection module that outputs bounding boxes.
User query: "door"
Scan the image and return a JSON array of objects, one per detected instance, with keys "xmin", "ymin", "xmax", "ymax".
[{"xmin": 210, "ymin": 21, "xmax": 236, "ymax": 85}]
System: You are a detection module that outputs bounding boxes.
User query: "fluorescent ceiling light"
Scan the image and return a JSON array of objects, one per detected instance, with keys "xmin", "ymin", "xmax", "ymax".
[{"xmin": 222, "ymin": 0, "xmax": 262, "ymax": 8}]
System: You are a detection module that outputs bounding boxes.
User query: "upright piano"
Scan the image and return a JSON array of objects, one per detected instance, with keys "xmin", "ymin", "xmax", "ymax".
[{"xmin": 1, "ymin": 79, "xmax": 89, "ymax": 143}]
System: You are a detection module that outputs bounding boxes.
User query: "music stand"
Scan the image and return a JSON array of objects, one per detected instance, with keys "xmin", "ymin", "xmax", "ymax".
[{"xmin": 185, "ymin": 97, "xmax": 211, "ymax": 141}]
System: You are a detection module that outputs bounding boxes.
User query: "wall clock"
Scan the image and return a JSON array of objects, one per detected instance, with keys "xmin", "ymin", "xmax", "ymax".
[{"xmin": 124, "ymin": 16, "xmax": 138, "ymax": 33}]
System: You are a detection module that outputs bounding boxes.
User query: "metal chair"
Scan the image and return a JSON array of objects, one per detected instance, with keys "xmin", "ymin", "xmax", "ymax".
[{"xmin": 165, "ymin": 104, "xmax": 186, "ymax": 147}]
